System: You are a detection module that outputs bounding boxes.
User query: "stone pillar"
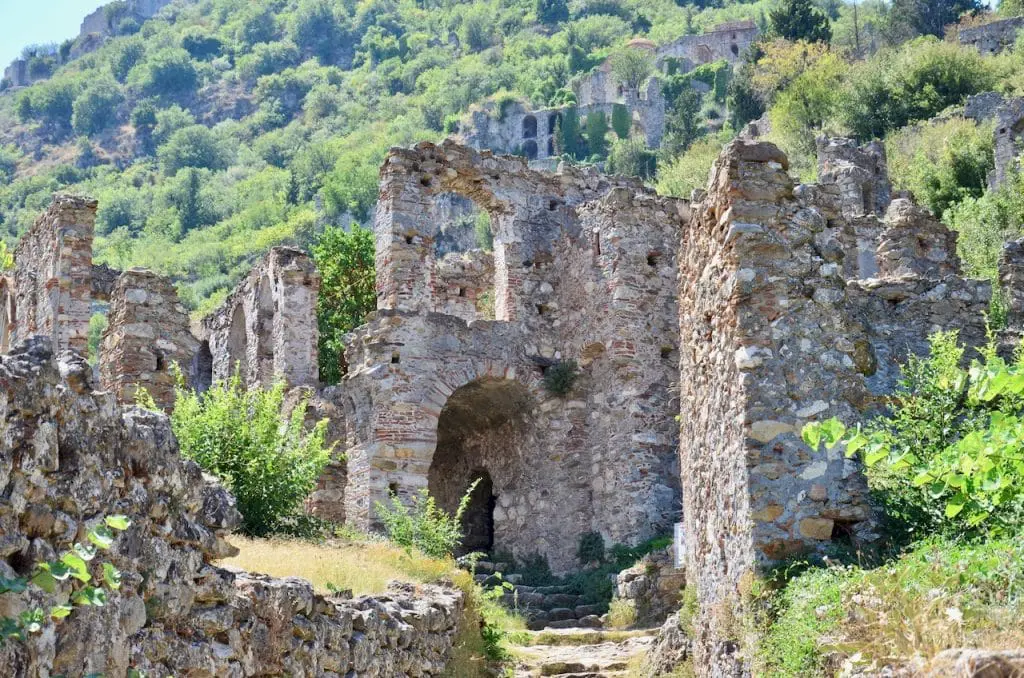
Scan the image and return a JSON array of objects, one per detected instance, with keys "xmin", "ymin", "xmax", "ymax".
[
  {"xmin": 12, "ymin": 194, "xmax": 96, "ymax": 355},
  {"xmin": 268, "ymin": 247, "xmax": 320, "ymax": 387},
  {"xmin": 680, "ymin": 140, "xmax": 875, "ymax": 675},
  {"xmin": 100, "ymin": 269, "xmax": 199, "ymax": 410}
]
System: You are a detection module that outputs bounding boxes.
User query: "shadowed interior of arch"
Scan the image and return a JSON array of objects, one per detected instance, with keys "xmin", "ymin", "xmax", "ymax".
[{"xmin": 427, "ymin": 377, "xmax": 532, "ymax": 555}]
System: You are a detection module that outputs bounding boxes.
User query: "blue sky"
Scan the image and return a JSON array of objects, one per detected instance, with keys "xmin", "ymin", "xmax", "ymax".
[{"xmin": 0, "ymin": 1, "xmax": 103, "ymax": 69}]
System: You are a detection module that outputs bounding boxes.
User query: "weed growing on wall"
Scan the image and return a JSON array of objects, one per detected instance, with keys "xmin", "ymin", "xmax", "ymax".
[{"xmin": 542, "ymin": 359, "xmax": 579, "ymax": 396}]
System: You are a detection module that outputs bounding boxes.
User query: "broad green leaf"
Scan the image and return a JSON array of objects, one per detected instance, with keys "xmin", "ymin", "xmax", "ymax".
[
  {"xmin": 49, "ymin": 605, "xmax": 72, "ymax": 620},
  {"xmin": 0, "ymin": 576, "xmax": 28, "ymax": 595},
  {"xmin": 60, "ymin": 553, "xmax": 91, "ymax": 583},
  {"xmin": 105, "ymin": 515, "xmax": 131, "ymax": 531},
  {"xmin": 946, "ymin": 494, "xmax": 967, "ymax": 518},
  {"xmin": 912, "ymin": 472, "xmax": 933, "ymax": 487},
  {"xmin": 87, "ymin": 525, "xmax": 115, "ymax": 550},
  {"xmin": 71, "ymin": 587, "xmax": 107, "ymax": 607},
  {"xmin": 30, "ymin": 570, "xmax": 57, "ymax": 595},
  {"xmin": 801, "ymin": 422, "xmax": 822, "ymax": 450},
  {"xmin": 102, "ymin": 563, "xmax": 122, "ymax": 591},
  {"xmin": 73, "ymin": 542, "xmax": 97, "ymax": 562},
  {"xmin": 820, "ymin": 418, "xmax": 846, "ymax": 448},
  {"xmin": 845, "ymin": 431, "xmax": 868, "ymax": 458}
]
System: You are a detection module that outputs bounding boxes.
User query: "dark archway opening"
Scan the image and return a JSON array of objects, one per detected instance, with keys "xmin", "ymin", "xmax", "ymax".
[
  {"xmin": 523, "ymin": 140, "xmax": 538, "ymax": 160},
  {"xmin": 192, "ymin": 340, "xmax": 213, "ymax": 393},
  {"xmin": 548, "ymin": 112, "xmax": 561, "ymax": 135},
  {"xmin": 428, "ymin": 377, "xmax": 532, "ymax": 557},
  {"xmin": 522, "ymin": 115, "xmax": 537, "ymax": 139}
]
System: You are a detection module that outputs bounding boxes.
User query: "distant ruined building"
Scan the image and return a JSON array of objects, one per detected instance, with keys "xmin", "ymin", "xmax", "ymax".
[
  {"xmin": 957, "ymin": 15, "xmax": 1024, "ymax": 56},
  {"xmin": 454, "ymin": 21, "xmax": 759, "ymax": 161},
  {"xmin": 8, "ymin": 131, "xmax": 1024, "ymax": 674}
]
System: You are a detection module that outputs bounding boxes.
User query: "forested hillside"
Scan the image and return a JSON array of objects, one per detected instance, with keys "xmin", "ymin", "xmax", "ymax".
[{"xmin": 0, "ymin": 0, "xmax": 1022, "ymax": 319}]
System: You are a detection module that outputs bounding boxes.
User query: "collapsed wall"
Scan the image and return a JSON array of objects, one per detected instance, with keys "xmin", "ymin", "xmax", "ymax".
[
  {"xmin": 677, "ymin": 139, "xmax": 990, "ymax": 675},
  {"xmin": 0, "ymin": 339, "xmax": 465, "ymax": 677},
  {"xmin": 200, "ymin": 246, "xmax": 320, "ymax": 391}
]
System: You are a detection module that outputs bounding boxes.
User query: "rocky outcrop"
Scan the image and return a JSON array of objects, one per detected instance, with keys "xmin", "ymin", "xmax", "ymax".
[
  {"xmin": 0, "ymin": 339, "xmax": 465, "ymax": 676},
  {"xmin": 614, "ymin": 546, "xmax": 686, "ymax": 626}
]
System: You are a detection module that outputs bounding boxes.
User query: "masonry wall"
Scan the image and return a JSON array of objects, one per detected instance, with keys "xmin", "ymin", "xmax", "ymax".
[
  {"xmin": 0, "ymin": 339, "xmax": 465, "ymax": 677},
  {"xmin": 336, "ymin": 140, "xmax": 683, "ymax": 572},
  {"xmin": 9, "ymin": 195, "xmax": 96, "ymax": 356},
  {"xmin": 678, "ymin": 139, "xmax": 991, "ymax": 676},
  {"xmin": 100, "ymin": 269, "xmax": 199, "ymax": 409},
  {"xmin": 958, "ymin": 16, "xmax": 1024, "ymax": 55},
  {"xmin": 201, "ymin": 246, "xmax": 320, "ymax": 390}
]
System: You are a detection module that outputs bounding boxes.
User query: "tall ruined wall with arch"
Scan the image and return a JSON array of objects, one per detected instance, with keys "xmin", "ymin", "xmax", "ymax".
[{"xmin": 329, "ymin": 141, "xmax": 684, "ymax": 571}]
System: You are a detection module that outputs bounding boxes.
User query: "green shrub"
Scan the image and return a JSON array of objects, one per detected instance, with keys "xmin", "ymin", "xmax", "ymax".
[
  {"xmin": 577, "ymin": 531, "xmax": 605, "ymax": 563},
  {"xmin": 72, "ymin": 78, "xmax": 124, "ymax": 137},
  {"xmin": 607, "ymin": 137, "xmax": 657, "ymax": 179},
  {"xmin": 157, "ymin": 125, "xmax": 231, "ymax": 175},
  {"xmin": 543, "ymin": 359, "xmax": 579, "ymax": 396},
  {"xmin": 375, "ymin": 480, "xmax": 479, "ymax": 559},
  {"xmin": 171, "ymin": 372, "xmax": 332, "ymax": 537},
  {"xmin": 804, "ymin": 331, "xmax": 1024, "ymax": 542},
  {"xmin": 311, "ymin": 225, "xmax": 376, "ymax": 385},
  {"xmin": 887, "ymin": 118, "xmax": 995, "ymax": 219}
]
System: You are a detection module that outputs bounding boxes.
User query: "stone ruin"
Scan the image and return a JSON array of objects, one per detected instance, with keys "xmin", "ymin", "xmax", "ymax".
[
  {"xmin": 958, "ymin": 16, "xmax": 1024, "ymax": 56},
  {"xmin": 455, "ymin": 21, "xmax": 758, "ymax": 161},
  {"xmin": 0, "ymin": 339, "xmax": 465, "ymax": 676},
  {"xmin": 965, "ymin": 91, "xmax": 1024, "ymax": 190},
  {"xmin": 7, "ymin": 133, "xmax": 1024, "ymax": 674}
]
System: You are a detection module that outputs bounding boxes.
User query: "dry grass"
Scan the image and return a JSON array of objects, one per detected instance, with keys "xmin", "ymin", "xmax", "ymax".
[
  {"xmin": 606, "ymin": 598, "xmax": 639, "ymax": 630},
  {"xmin": 221, "ymin": 536, "xmax": 455, "ymax": 595}
]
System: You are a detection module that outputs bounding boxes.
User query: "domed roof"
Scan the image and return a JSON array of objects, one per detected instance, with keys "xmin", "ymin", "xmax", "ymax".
[{"xmin": 626, "ymin": 37, "xmax": 657, "ymax": 50}]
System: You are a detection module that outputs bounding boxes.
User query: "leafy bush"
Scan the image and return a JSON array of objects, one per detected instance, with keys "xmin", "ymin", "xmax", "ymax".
[
  {"xmin": 756, "ymin": 537, "xmax": 1024, "ymax": 674},
  {"xmin": 543, "ymin": 359, "xmax": 579, "ymax": 396},
  {"xmin": 841, "ymin": 37, "xmax": 995, "ymax": 140},
  {"xmin": 375, "ymin": 480, "xmax": 479, "ymax": 559},
  {"xmin": 607, "ymin": 137, "xmax": 657, "ymax": 179},
  {"xmin": 72, "ymin": 78, "xmax": 124, "ymax": 137},
  {"xmin": 610, "ymin": 48, "xmax": 653, "ymax": 91},
  {"xmin": 311, "ymin": 225, "xmax": 376, "ymax": 384},
  {"xmin": 577, "ymin": 531, "xmax": 606, "ymax": 563},
  {"xmin": 656, "ymin": 138, "xmax": 722, "ymax": 198},
  {"xmin": 157, "ymin": 125, "xmax": 231, "ymax": 175},
  {"xmin": 804, "ymin": 331, "xmax": 1024, "ymax": 542},
  {"xmin": 171, "ymin": 373, "xmax": 332, "ymax": 537},
  {"xmin": 128, "ymin": 48, "xmax": 198, "ymax": 100},
  {"xmin": 886, "ymin": 117, "xmax": 994, "ymax": 219}
]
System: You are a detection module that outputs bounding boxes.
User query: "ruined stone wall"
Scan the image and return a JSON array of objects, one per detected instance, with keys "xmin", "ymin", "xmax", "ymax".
[
  {"xmin": 0, "ymin": 339, "xmax": 466, "ymax": 677},
  {"xmin": 958, "ymin": 16, "xmax": 1024, "ymax": 55},
  {"xmin": 9, "ymin": 195, "xmax": 96, "ymax": 356},
  {"xmin": 964, "ymin": 92, "xmax": 1024, "ymax": 189},
  {"xmin": 99, "ymin": 269, "xmax": 199, "ymax": 409},
  {"xmin": 678, "ymin": 139, "xmax": 989, "ymax": 675},
  {"xmin": 201, "ymin": 246, "xmax": 319, "ymax": 390},
  {"xmin": 655, "ymin": 20, "xmax": 759, "ymax": 69},
  {"xmin": 335, "ymin": 140, "xmax": 682, "ymax": 571},
  {"xmin": 816, "ymin": 136, "xmax": 891, "ymax": 219}
]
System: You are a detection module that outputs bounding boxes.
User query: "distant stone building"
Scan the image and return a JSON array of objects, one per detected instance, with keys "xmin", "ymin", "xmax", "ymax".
[{"xmin": 454, "ymin": 21, "xmax": 759, "ymax": 159}]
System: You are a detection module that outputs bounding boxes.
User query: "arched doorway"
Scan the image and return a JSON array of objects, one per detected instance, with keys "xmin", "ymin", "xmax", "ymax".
[
  {"xmin": 192, "ymin": 340, "xmax": 213, "ymax": 393},
  {"xmin": 522, "ymin": 115, "xmax": 537, "ymax": 139},
  {"xmin": 523, "ymin": 140, "xmax": 538, "ymax": 160},
  {"xmin": 427, "ymin": 377, "xmax": 533, "ymax": 557}
]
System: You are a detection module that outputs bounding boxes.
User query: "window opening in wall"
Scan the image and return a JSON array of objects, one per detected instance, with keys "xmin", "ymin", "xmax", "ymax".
[
  {"xmin": 522, "ymin": 115, "xmax": 538, "ymax": 139},
  {"xmin": 523, "ymin": 140, "xmax": 538, "ymax": 160},
  {"xmin": 731, "ymin": 43, "xmax": 739, "ymax": 56},
  {"xmin": 647, "ymin": 252, "xmax": 660, "ymax": 267},
  {"xmin": 388, "ymin": 482, "xmax": 399, "ymax": 496},
  {"xmin": 548, "ymin": 113, "xmax": 561, "ymax": 135},
  {"xmin": 405, "ymin": 234, "xmax": 414, "ymax": 244},
  {"xmin": 391, "ymin": 352, "xmax": 401, "ymax": 364},
  {"xmin": 192, "ymin": 341, "xmax": 213, "ymax": 394}
]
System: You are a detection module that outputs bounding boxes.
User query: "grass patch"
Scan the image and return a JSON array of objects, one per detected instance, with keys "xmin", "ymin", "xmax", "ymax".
[
  {"xmin": 223, "ymin": 536, "xmax": 454, "ymax": 595},
  {"xmin": 607, "ymin": 598, "xmax": 638, "ymax": 629},
  {"xmin": 756, "ymin": 537, "xmax": 1024, "ymax": 676}
]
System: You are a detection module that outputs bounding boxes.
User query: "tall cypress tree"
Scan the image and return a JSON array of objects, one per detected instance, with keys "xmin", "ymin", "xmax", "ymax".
[
  {"xmin": 556, "ymin": 106, "xmax": 582, "ymax": 159},
  {"xmin": 611, "ymin": 103, "xmax": 631, "ymax": 139},
  {"xmin": 585, "ymin": 111, "xmax": 609, "ymax": 159}
]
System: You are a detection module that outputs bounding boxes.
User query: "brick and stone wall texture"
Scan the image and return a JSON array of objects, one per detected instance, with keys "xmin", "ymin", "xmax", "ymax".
[
  {"xmin": 99, "ymin": 269, "xmax": 199, "ymax": 410},
  {"xmin": 677, "ymin": 139, "xmax": 990, "ymax": 676},
  {"xmin": 334, "ymin": 140, "xmax": 683, "ymax": 573},
  {"xmin": 0, "ymin": 339, "xmax": 465, "ymax": 677},
  {"xmin": 201, "ymin": 246, "xmax": 320, "ymax": 390},
  {"xmin": 8, "ymin": 195, "xmax": 96, "ymax": 356}
]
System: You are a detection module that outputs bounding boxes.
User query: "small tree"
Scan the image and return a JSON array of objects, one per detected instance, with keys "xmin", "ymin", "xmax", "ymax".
[
  {"xmin": 611, "ymin": 103, "xmax": 631, "ymax": 139},
  {"xmin": 311, "ymin": 225, "xmax": 376, "ymax": 384},
  {"xmin": 608, "ymin": 137, "xmax": 657, "ymax": 179},
  {"xmin": 556, "ymin": 106, "xmax": 582, "ymax": 159},
  {"xmin": 610, "ymin": 49, "xmax": 654, "ymax": 93},
  {"xmin": 585, "ymin": 110, "xmax": 610, "ymax": 158},
  {"xmin": 769, "ymin": 0, "xmax": 833, "ymax": 43},
  {"xmin": 536, "ymin": 0, "xmax": 569, "ymax": 24},
  {"xmin": 171, "ymin": 373, "xmax": 332, "ymax": 536}
]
